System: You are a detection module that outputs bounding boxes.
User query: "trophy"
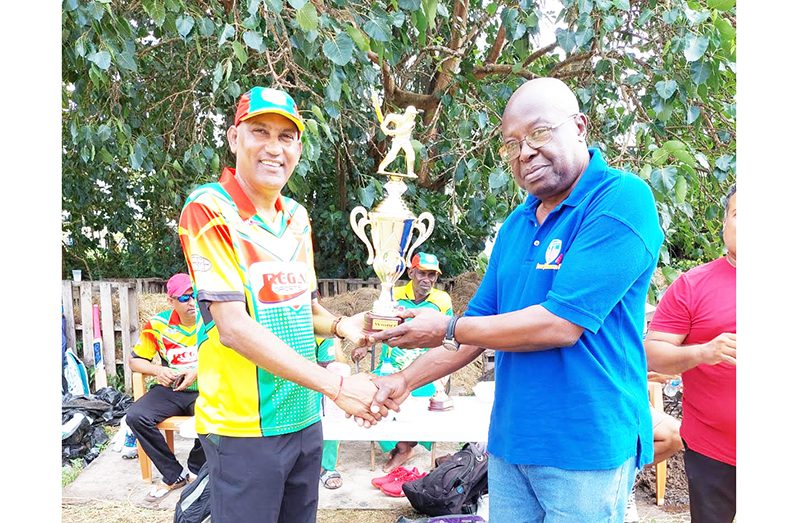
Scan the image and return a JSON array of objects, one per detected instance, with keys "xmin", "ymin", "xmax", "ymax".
[
  {"xmin": 428, "ymin": 378, "xmax": 454, "ymax": 412},
  {"xmin": 350, "ymin": 94, "xmax": 435, "ymax": 332}
]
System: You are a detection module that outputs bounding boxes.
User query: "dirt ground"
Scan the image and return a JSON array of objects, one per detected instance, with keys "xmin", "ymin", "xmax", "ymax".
[
  {"xmin": 61, "ymin": 503, "xmax": 420, "ymax": 523},
  {"xmin": 637, "ymin": 393, "xmax": 689, "ymax": 511}
]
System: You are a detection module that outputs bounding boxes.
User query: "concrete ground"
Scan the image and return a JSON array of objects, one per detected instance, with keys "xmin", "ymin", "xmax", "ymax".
[{"xmin": 62, "ymin": 433, "xmax": 689, "ymax": 521}]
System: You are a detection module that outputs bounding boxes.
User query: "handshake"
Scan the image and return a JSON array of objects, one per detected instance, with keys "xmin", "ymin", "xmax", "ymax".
[{"xmin": 327, "ymin": 372, "xmax": 411, "ymax": 428}]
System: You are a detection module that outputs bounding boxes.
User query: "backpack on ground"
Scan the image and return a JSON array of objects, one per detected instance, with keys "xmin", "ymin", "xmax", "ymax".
[
  {"xmin": 174, "ymin": 462, "xmax": 210, "ymax": 523},
  {"xmin": 402, "ymin": 442, "xmax": 489, "ymax": 516}
]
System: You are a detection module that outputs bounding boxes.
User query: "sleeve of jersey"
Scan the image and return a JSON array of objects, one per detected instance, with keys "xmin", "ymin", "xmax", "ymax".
[
  {"xmin": 647, "ymin": 274, "xmax": 692, "ymax": 335},
  {"xmin": 131, "ymin": 320, "xmax": 158, "ymax": 360},
  {"xmin": 179, "ymin": 197, "xmax": 245, "ymax": 300},
  {"xmin": 432, "ymin": 290, "xmax": 454, "ymax": 316},
  {"xmin": 542, "ymin": 213, "xmax": 656, "ymax": 334}
]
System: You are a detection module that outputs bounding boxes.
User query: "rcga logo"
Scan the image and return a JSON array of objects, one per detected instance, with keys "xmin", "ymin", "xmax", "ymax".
[
  {"xmin": 545, "ymin": 239, "xmax": 562, "ymax": 265},
  {"xmin": 537, "ymin": 239, "xmax": 563, "ymax": 271}
]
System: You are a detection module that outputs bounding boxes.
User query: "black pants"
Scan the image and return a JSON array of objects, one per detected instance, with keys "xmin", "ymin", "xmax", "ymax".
[
  {"xmin": 200, "ymin": 421, "xmax": 323, "ymax": 523},
  {"xmin": 684, "ymin": 440, "xmax": 736, "ymax": 523},
  {"xmin": 126, "ymin": 384, "xmax": 205, "ymax": 484}
]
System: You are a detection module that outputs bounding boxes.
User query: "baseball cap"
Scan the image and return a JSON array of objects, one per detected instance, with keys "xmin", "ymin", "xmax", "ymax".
[
  {"xmin": 410, "ymin": 252, "xmax": 441, "ymax": 274},
  {"xmin": 234, "ymin": 86, "xmax": 305, "ymax": 132},
  {"xmin": 166, "ymin": 273, "xmax": 193, "ymax": 297}
]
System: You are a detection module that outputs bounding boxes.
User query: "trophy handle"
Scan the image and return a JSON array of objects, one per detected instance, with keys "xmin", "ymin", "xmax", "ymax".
[
  {"xmin": 350, "ymin": 206, "xmax": 375, "ymax": 265},
  {"xmin": 404, "ymin": 211, "xmax": 435, "ymax": 267}
]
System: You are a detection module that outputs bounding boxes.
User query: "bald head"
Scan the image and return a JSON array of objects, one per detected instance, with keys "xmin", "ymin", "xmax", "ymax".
[
  {"xmin": 503, "ymin": 78, "xmax": 581, "ymax": 126},
  {"xmin": 500, "ymin": 77, "xmax": 590, "ymax": 205}
]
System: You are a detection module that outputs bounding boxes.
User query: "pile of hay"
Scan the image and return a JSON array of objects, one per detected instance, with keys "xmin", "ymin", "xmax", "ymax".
[
  {"xmin": 137, "ymin": 293, "xmax": 170, "ymax": 329},
  {"xmin": 448, "ymin": 271, "xmax": 481, "ymax": 314}
]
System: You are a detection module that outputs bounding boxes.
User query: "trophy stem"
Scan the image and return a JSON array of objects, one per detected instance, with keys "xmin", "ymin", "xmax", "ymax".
[{"xmin": 374, "ymin": 283, "xmax": 397, "ymax": 317}]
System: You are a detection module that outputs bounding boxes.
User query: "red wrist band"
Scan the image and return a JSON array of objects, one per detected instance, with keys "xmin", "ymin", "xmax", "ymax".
[{"xmin": 331, "ymin": 375, "xmax": 343, "ymax": 402}]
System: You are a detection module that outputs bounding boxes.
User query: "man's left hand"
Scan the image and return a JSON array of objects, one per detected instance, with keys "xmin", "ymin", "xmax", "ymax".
[
  {"xmin": 337, "ymin": 312, "xmax": 368, "ymax": 347},
  {"xmin": 174, "ymin": 368, "xmax": 198, "ymax": 391},
  {"xmin": 368, "ymin": 308, "xmax": 449, "ymax": 349}
]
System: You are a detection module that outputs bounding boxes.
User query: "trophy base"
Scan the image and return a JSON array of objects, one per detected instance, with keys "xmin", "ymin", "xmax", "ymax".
[
  {"xmin": 428, "ymin": 396, "xmax": 454, "ymax": 412},
  {"xmin": 365, "ymin": 312, "xmax": 404, "ymax": 332}
]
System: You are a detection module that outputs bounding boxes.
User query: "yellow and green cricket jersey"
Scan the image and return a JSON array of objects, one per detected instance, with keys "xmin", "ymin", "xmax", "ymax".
[
  {"xmin": 178, "ymin": 167, "xmax": 320, "ymax": 437},
  {"xmin": 132, "ymin": 309, "xmax": 200, "ymax": 392}
]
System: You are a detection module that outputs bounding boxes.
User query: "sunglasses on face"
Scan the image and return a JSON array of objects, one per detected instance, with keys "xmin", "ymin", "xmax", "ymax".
[{"xmin": 176, "ymin": 293, "xmax": 195, "ymax": 303}]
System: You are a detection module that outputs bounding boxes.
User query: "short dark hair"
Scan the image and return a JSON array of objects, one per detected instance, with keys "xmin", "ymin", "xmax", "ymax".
[{"xmin": 724, "ymin": 184, "xmax": 736, "ymax": 214}]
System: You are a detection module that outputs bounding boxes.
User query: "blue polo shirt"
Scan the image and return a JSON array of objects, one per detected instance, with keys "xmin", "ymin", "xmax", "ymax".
[{"xmin": 467, "ymin": 148, "xmax": 663, "ymax": 470}]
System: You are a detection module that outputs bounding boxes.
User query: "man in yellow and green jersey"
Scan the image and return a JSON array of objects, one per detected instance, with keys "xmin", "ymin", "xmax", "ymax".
[
  {"xmin": 126, "ymin": 272, "xmax": 205, "ymax": 502},
  {"xmin": 178, "ymin": 86, "xmax": 383, "ymax": 523}
]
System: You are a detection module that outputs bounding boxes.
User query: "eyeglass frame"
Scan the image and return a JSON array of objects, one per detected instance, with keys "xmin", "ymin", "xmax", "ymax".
[
  {"xmin": 498, "ymin": 113, "xmax": 580, "ymax": 163},
  {"xmin": 175, "ymin": 293, "xmax": 195, "ymax": 303}
]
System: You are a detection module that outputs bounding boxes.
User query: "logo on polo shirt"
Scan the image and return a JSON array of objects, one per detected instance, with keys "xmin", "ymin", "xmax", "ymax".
[
  {"xmin": 191, "ymin": 254, "xmax": 212, "ymax": 272},
  {"xmin": 162, "ymin": 338, "xmax": 198, "ymax": 366},
  {"xmin": 250, "ymin": 261, "xmax": 310, "ymax": 305},
  {"xmin": 536, "ymin": 239, "xmax": 563, "ymax": 270}
]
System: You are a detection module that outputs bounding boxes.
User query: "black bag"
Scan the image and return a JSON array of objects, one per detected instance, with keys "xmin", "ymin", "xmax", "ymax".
[
  {"xmin": 174, "ymin": 463, "xmax": 211, "ymax": 523},
  {"xmin": 402, "ymin": 442, "xmax": 489, "ymax": 516}
]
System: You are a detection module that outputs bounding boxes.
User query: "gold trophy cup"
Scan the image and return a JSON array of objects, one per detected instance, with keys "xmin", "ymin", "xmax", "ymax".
[{"xmin": 350, "ymin": 96, "xmax": 434, "ymax": 331}]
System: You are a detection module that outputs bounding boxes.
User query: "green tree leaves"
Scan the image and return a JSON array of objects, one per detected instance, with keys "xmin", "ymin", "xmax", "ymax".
[
  {"xmin": 296, "ymin": 2, "xmax": 318, "ymax": 32},
  {"xmin": 62, "ymin": 0, "xmax": 734, "ymax": 280},
  {"xmin": 323, "ymin": 33, "xmax": 355, "ymax": 66}
]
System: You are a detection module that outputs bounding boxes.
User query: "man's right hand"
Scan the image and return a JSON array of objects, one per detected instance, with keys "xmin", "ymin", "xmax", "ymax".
[
  {"xmin": 155, "ymin": 367, "xmax": 180, "ymax": 388},
  {"xmin": 334, "ymin": 372, "xmax": 389, "ymax": 427},
  {"xmin": 699, "ymin": 332, "xmax": 736, "ymax": 366},
  {"xmin": 370, "ymin": 372, "xmax": 411, "ymax": 414},
  {"xmin": 351, "ymin": 346, "xmax": 369, "ymax": 363}
]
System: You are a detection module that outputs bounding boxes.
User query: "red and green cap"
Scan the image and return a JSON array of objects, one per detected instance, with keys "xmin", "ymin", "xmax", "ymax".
[
  {"xmin": 411, "ymin": 252, "xmax": 442, "ymax": 274},
  {"xmin": 234, "ymin": 87, "xmax": 305, "ymax": 133}
]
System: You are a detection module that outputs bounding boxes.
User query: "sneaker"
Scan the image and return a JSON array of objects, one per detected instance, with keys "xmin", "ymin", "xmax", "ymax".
[
  {"xmin": 371, "ymin": 466, "xmax": 419, "ymax": 489},
  {"xmin": 624, "ymin": 487, "xmax": 640, "ymax": 522},
  {"xmin": 380, "ymin": 470, "xmax": 427, "ymax": 497},
  {"xmin": 144, "ymin": 474, "xmax": 188, "ymax": 502},
  {"xmin": 121, "ymin": 432, "xmax": 138, "ymax": 459}
]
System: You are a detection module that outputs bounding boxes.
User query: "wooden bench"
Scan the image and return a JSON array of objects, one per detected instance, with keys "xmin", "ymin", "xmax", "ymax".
[
  {"xmin": 132, "ymin": 372, "xmax": 193, "ymax": 483},
  {"xmin": 648, "ymin": 380, "xmax": 668, "ymax": 505}
]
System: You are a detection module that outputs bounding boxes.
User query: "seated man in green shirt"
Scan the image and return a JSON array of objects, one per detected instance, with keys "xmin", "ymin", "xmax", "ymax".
[{"xmin": 352, "ymin": 252, "xmax": 453, "ymax": 472}]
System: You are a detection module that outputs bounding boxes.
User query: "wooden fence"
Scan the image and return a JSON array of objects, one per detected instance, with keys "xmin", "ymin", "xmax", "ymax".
[
  {"xmin": 62, "ymin": 277, "xmax": 456, "ymax": 393},
  {"xmin": 62, "ymin": 280, "xmax": 140, "ymax": 392}
]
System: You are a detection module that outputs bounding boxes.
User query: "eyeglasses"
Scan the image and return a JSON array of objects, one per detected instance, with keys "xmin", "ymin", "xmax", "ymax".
[
  {"xmin": 498, "ymin": 114, "xmax": 579, "ymax": 163},
  {"xmin": 176, "ymin": 293, "xmax": 195, "ymax": 303}
]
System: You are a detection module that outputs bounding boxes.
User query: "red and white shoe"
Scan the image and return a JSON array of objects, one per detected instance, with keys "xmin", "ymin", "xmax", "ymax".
[
  {"xmin": 380, "ymin": 469, "xmax": 427, "ymax": 497},
  {"xmin": 370, "ymin": 466, "xmax": 419, "ymax": 489}
]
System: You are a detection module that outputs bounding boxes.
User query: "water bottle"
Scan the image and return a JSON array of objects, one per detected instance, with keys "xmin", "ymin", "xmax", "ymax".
[{"xmin": 663, "ymin": 378, "xmax": 682, "ymax": 397}]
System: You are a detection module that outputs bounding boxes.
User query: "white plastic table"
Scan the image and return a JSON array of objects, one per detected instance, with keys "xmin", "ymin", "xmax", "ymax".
[{"xmin": 321, "ymin": 395, "xmax": 492, "ymax": 442}]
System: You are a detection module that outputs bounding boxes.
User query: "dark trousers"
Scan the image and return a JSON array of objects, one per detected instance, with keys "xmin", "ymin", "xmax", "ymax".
[
  {"xmin": 684, "ymin": 441, "xmax": 736, "ymax": 523},
  {"xmin": 200, "ymin": 421, "xmax": 323, "ymax": 523},
  {"xmin": 126, "ymin": 384, "xmax": 205, "ymax": 484}
]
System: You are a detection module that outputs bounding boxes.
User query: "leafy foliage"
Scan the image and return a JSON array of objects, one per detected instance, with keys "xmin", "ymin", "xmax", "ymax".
[{"xmin": 63, "ymin": 0, "xmax": 735, "ymax": 280}]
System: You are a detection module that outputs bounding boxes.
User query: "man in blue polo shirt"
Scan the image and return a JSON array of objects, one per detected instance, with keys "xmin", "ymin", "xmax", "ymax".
[{"xmin": 369, "ymin": 77, "xmax": 663, "ymax": 522}]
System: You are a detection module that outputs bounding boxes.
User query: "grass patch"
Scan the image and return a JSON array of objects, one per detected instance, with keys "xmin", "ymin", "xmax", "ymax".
[{"xmin": 62, "ymin": 459, "xmax": 85, "ymax": 487}]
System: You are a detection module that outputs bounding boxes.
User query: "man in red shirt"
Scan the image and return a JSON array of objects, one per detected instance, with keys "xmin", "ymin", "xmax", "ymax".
[{"xmin": 644, "ymin": 184, "xmax": 737, "ymax": 523}]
